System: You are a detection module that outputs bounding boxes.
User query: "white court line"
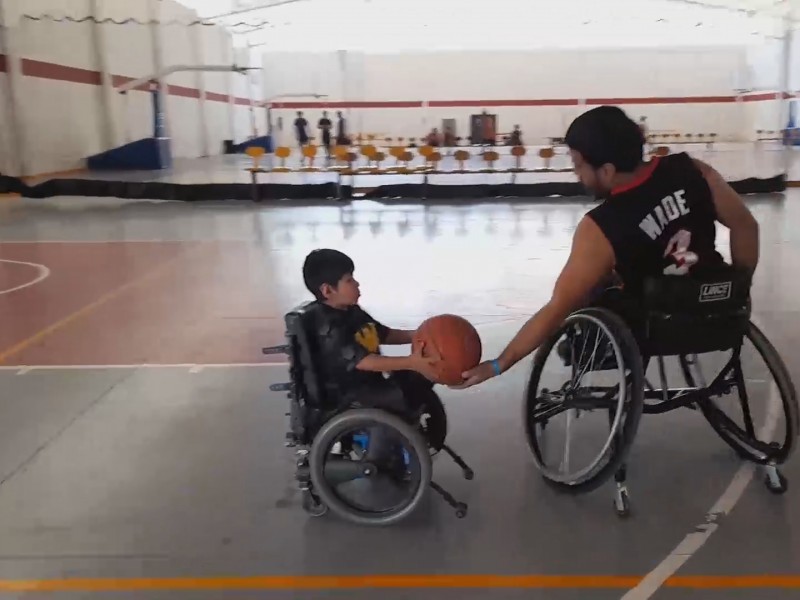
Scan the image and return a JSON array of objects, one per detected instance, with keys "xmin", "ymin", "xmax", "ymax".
[
  {"xmin": 1, "ymin": 363, "xmax": 289, "ymax": 373},
  {"xmin": 621, "ymin": 379, "xmax": 781, "ymax": 600},
  {"xmin": 0, "ymin": 240, "xmax": 247, "ymax": 244},
  {"xmin": 0, "ymin": 259, "xmax": 50, "ymax": 295}
]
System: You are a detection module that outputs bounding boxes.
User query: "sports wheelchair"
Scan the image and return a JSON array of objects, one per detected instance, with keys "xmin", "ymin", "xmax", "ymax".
[
  {"xmin": 264, "ymin": 302, "xmax": 474, "ymax": 526},
  {"xmin": 523, "ymin": 269, "xmax": 798, "ymax": 517}
]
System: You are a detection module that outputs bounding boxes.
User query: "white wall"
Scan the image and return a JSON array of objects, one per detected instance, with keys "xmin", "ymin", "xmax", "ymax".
[
  {"xmin": 0, "ymin": 0, "xmax": 246, "ymax": 176},
  {"xmin": 264, "ymin": 46, "xmax": 763, "ymax": 144}
]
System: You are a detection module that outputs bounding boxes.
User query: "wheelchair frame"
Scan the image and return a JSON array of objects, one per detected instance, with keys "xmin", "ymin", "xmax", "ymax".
[
  {"xmin": 524, "ymin": 272, "xmax": 798, "ymax": 518},
  {"xmin": 265, "ymin": 301, "xmax": 474, "ymax": 525}
]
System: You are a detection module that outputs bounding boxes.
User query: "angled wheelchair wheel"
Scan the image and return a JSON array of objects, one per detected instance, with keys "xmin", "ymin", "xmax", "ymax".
[
  {"xmin": 680, "ymin": 321, "xmax": 799, "ymax": 465},
  {"xmin": 523, "ymin": 308, "xmax": 645, "ymax": 493},
  {"xmin": 309, "ymin": 409, "xmax": 432, "ymax": 526}
]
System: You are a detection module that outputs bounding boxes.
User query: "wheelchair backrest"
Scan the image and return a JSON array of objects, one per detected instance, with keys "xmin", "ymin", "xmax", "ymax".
[
  {"xmin": 284, "ymin": 302, "xmax": 328, "ymax": 407},
  {"xmin": 641, "ymin": 269, "xmax": 751, "ymax": 356}
]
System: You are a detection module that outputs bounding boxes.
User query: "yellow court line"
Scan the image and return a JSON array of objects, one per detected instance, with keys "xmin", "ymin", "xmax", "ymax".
[
  {"xmin": 0, "ymin": 575, "xmax": 799, "ymax": 592},
  {"xmin": 0, "ymin": 245, "xmax": 205, "ymax": 365}
]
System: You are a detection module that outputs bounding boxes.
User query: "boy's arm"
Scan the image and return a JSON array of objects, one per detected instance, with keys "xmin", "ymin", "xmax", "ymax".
[
  {"xmin": 356, "ymin": 353, "xmax": 414, "ymax": 372},
  {"xmin": 383, "ymin": 329, "xmax": 415, "ymax": 345},
  {"xmin": 358, "ymin": 308, "xmax": 414, "ymax": 346}
]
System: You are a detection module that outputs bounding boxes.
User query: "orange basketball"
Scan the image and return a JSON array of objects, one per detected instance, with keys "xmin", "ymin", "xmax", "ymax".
[{"xmin": 412, "ymin": 314, "xmax": 482, "ymax": 385}]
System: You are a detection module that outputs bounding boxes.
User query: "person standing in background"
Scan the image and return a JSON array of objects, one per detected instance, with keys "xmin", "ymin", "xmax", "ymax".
[
  {"xmin": 294, "ymin": 111, "xmax": 309, "ymax": 150},
  {"xmin": 336, "ymin": 111, "xmax": 349, "ymax": 146},
  {"xmin": 318, "ymin": 111, "xmax": 333, "ymax": 159}
]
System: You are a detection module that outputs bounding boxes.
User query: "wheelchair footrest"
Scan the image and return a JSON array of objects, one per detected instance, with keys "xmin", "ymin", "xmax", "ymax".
[
  {"xmin": 442, "ymin": 444, "xmax": 474, "ymax": 480},
  {"xmin": 430, "ymin": 480, "xmax": 468, "ymax": 519},
  {"xmin": 270, "ymin": 382, "xmax": 292, "ymax": 392},
  {"xmin": 263, "ymin": 344, "xmax": 290, "ymax": 355}
]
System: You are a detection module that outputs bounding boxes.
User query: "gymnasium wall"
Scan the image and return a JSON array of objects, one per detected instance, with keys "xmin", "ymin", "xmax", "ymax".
[
  {"xmin": 0, "ymin": 0, "xmax": 255, "ymax": 177},
  {"xmin": 264, "ymin": 45, "xmax": 787, "ymax": 146}
]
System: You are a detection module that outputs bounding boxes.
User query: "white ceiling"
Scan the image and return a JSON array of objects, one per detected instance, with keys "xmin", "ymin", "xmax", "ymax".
[{"xmin": 181, "ymin": 0, "xmax": 799, "ymax": 50}]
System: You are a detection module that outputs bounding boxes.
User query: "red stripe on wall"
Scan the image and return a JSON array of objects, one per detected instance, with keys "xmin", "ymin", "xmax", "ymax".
[
  {"xmin": 9, "ymin": 57, "xmax": 798, "ymax": 109},
  {"xmin": 587, "ymin": 95, "xmax": 736, "ymax": 105},
  {"xmin": 167, "ymin": 84, "xmax": 201, "ymax": 99},
  {"xmin": 22, "ymin": 59, "xmax": 101, "ymax": 86},
  {"xmin": 428, "ymin": 99, "xmax": 579, "ymax": 107},
  {"xmin": 206, "ymin": 91, "xmax": 230, "ymax": 103},
  {"xmin": 270, "ymin": 100, "xmax": 424, "ymax": 109},
  {"xmin": 741, "ymin": 92, "xmax": 783, "ymax": 102},
  {"xmin": 110, "ymin": 74, "xmax": 152, "ymax": 92}
]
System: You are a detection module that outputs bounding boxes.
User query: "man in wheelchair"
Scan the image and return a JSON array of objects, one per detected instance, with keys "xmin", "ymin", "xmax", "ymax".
[
  {"xmin": 266, "ymin": 249, "xmax": 473, "ymax": 525},
  {"xmin": 454, "ymin": 106, "xmax": 795, "ymax": 516},
  {"xmin": 458, "ymin": 105, "xmax": 759, "ymax": 388}
]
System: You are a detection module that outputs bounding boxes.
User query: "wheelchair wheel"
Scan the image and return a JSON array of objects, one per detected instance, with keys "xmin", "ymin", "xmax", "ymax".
[
  {"xmin": 523, "ymin": 308, "xmax": 645, "ymax": 493},
  {"xmin": 309, "ymin": 409, "xmax": 432, "ymax": 526},
  {"xmin": 680, "ymin": 322, "xmax": 799, "ymax": 465}
]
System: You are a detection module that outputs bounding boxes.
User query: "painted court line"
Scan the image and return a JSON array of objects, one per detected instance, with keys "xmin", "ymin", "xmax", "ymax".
[
  {"xmin": 622, "ymin": 379, "xmax": 782, "ymax": 600},
  {"xmin": 0, "ymin": 363, "xmax": 289, "ymax": 373},
  {"xmin": 0, "ymin": 246, "xmax": 205, "ymax": 365},
  {"xmin": 0, "ymin": 574, "xmax": 799, "ymax": 592},
  {"xmin": 0, "ymin": 259, "xmax": 50, "ymax": 295}
]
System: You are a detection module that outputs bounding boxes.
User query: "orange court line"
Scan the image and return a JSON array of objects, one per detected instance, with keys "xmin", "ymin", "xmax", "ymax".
[
  {"xmin": 0, "ymin": 574, "xmax": 799, "ymax": 592},
  {"xmin": 0, "ymin": 245, "xmax": 206, "ymax": 365}
]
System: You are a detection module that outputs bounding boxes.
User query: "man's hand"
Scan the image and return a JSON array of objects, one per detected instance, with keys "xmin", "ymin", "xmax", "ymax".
[{"xmin": 450, "ymin": 360, "xmax": 497, "ymax": 389}]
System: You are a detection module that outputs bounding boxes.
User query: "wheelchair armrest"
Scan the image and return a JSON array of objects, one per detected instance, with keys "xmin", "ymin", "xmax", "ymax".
[{"xmin": 263, "ymin": 344, "xmax": 290, "ymax": 355}]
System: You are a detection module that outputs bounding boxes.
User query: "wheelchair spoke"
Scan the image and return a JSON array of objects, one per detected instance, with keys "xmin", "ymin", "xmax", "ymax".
[
  {"xmin": 531, "ymin": 400, "xmax": 570, "ymax": 423},
  {"xmin": 572, "ymin": 327, "xmax": 603, "ymax": 388},
  {"xmin": 560, "ymin": 409, "xmax": 573, "ymax": 473}
]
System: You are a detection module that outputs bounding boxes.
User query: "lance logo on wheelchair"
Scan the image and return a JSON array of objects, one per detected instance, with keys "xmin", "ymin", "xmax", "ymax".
[{"xmin": 699, "ymin": 281, "xmax": 732, "ymax": 302}]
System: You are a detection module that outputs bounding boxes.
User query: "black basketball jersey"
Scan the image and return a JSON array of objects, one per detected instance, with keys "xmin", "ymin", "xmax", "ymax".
[{"xmin": 587, "ymin": 152, "xmax": 724, "ymax": 296}]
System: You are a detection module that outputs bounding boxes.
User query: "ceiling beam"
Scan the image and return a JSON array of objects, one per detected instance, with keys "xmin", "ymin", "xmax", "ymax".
[{"xmin": 206, "ymin": 0, "xmax": 308, "ymax": 21}]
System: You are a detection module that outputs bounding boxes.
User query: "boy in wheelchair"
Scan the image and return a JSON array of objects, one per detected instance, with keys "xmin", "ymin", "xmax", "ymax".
[
  {"xmin": 266, "ymin": 249, "xmax": 473, "ymax": 525},
  {"xmin": 299, "ymin": 249, "xmax": 443, "ymax": 450}
]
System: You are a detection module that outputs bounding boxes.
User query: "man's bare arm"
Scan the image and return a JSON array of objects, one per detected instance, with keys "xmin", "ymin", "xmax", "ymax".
[
  {"xmin": 495, "ymin": 217, "xmax": 616, "ymax": 373},
  {"xmin": 694, "ymin": 159, "xmax": 759, "ymax": 274}
]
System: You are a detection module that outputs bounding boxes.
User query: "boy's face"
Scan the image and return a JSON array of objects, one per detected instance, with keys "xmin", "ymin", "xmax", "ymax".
[{"xmin": 321, "ymin": 273, "xmax": 360, "ymax": 307}]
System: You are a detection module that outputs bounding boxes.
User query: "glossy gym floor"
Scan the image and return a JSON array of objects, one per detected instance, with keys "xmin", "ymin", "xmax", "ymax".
[{"xmin": 0, "ymin": 190, "xmax": 798, "ymax": 599}]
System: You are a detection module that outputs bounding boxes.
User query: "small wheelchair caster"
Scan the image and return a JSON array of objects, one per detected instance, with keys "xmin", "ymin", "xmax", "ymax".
[
  {"xmin": 764, "ymin": 465, "xmax": 788, "ymax": 495},
  {"xmin": 463, "ymin": 468, "xmax": 475, "ymax": 481},
  {"xmin": 455, "ymin": 503, "xmax": 468, "ymax": 519},
  {"xmin": 302, "ymin": 491, "xmax": 328, "ymax": 517},
  {"xmin": 614, "ymin": 485, "xmax": 631, "ymax": 518}
]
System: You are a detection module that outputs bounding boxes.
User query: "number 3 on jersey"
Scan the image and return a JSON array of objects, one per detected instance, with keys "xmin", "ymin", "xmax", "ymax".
[{"xmin": 663, "ymin": 229, "xmax": 698, "ymax": 275}]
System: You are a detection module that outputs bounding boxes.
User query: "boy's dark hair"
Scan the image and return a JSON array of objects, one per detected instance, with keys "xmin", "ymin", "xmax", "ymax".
[
  {"xmin": 565, "ymin": 106, "xmax": 644, "ymax": 172},
  {"xmin": 303, "ymin": 249, "xmax": 354, "ymax": 300}
]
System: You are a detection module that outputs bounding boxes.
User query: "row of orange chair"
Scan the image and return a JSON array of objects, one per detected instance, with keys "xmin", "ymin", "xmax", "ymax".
[
  {"xmin": 245, "ymin": 144, "xmax": 577, "ymax": 174},
  {"xmin": 246, "ymin": 142, "xmax": 679, "ymax": 175}
]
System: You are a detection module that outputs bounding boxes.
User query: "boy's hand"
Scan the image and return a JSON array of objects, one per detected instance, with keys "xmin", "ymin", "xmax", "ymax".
[{"xmin": 410, "ymin": 340, "xmax": 442, "ymax": 382}]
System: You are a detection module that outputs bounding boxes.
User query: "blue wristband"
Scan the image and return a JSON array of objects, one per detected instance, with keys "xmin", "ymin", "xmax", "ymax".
[{"xmin": 491, "ymin": 359, "xmax": 502, "ymax": 376}]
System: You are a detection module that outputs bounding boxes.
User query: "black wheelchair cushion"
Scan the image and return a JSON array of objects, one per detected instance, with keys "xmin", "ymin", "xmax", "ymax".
[{"xmin": 641, "ymin": 268, "xmax": 751, "ymax": 356}]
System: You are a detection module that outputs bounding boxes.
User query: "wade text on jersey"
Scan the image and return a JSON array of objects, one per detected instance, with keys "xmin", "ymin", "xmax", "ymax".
[{"xmin": 639, "ymin": 189, "xmax": 690, "ymax": 240}]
